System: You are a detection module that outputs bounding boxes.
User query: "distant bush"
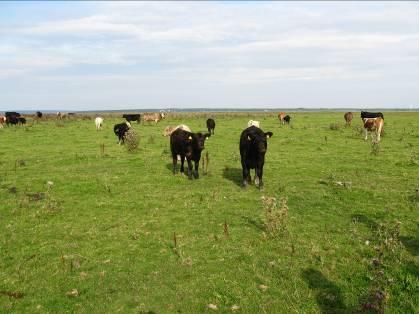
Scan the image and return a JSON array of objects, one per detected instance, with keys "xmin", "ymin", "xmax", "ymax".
[
  {"xmin": 125, "ymin": 129, "xmax": 139, "ymax": 152},
  {"xmin": 329, "ymin": 123, "xmax": 340, "ymax": 130}
]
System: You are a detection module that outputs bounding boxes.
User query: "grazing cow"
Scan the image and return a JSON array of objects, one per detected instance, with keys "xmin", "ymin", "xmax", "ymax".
[
  {"xmin": 206, "ymin": 118, "xmax": 216, "ymax": 135},
  {"xmin": 344, "ymin": 112, "xmax": 353, "ymax": 126},
  {"xmin": 95, "ymin": 117, "xmax": 104, "ymax": 130},
  {"xmin": 18, "ymin": 117, "xmax": 26, "ymax": 125},
  {"xmin": 143, "ymin": 112, "xmax": 165, "ymax": 124},
  {"xmin": 278, "ymin": 112, "xmax": 286, "ymax": 125},
  {"xmin": 5, "ymin": 112, "xmax": 21, "ymax": 126},
  {"xmin": 283, "ymin": 115, "xmax": 291, "ymax": 124},
  {"xmin": 36, "ymin": 111, "xmax": 43, "ymax": 118},
  {"xmin": 361, "ymin": 111, "xmax": 384, "ymax": 120},
  {"xmin": 170, "ymin": 129, "xmax": 210, "ymax": 179},
  {"xmin": 57, "ymin": 112, "xmax": 67, "ymax": 119},
  {"xmin": 113, "ymin": 121, "xmax": 131, "ymax": 144},
  {"xmin": 123, "ymin": 114, "xmax": 141, "ymax": 123},
  {"xmin": 363, "ymin": 117, "xmax": 384, "ymax": 142},
  {"xmin": 247, "ymin": 120, "xmax": 260, "ymax": 128},
  {"xmin": 240, "ymin": 126, "xmax": 273, "ymax": 189},
  {"xmin": 0, "ymin": 115, "xmax": 6, "ymax": 128},
  {"xmin": 163, "ymin": 124, "xmax": 191, "ymax": 136}
]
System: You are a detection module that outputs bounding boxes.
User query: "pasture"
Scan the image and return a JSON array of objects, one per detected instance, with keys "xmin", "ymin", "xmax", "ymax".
[{"xmin": 0, "ymin": 111, "xmax": 418, "ymax": 313}]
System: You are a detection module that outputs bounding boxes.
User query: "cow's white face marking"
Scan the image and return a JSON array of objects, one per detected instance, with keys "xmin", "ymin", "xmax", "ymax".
[
  {"xmin": 188, "ymin": 136, "xmax": 192, "ymax": 140},
  {"xmin": 247, "ymin": 136, "xmax": 251, "ymax": 141}
]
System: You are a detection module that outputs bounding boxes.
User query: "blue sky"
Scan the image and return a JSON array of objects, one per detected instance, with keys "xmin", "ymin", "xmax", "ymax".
[{"xmin": 1, "ymin": 1, "xmax": 419, "ymax": 110}]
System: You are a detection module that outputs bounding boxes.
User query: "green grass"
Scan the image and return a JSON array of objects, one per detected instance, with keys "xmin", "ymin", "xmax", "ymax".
[{"xmin": 0, "ymin": 112, "xmax": 418, "ymax": 313}]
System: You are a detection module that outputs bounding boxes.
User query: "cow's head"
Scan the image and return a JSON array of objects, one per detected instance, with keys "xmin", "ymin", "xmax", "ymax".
[
  {"xmin": 189, "ymin": 132, "xmax": 210, "ymax": 151},
  {"xmin": 247, "ymin": 131, "xmax": 273, "ymax": 154}
]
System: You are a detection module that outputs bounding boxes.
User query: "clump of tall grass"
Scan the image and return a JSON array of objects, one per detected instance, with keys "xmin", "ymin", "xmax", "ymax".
[
  {"xmin": 371, "ymin": 141, "xmax": 380, "ymax": 155},
  {"xmin": 329, "ymin": 123, "xmax": 340, "ymax": 131},
  {"xmin": 124, "ymin": 129, "xmax": 139, "ymax": 152},
  {"xmin": 357, "ymin": 220, "xmax": 404, "ymax": 313},
  {"xmin": 262, "ymin": 196, "xmax": 288, "ymax": 236}
]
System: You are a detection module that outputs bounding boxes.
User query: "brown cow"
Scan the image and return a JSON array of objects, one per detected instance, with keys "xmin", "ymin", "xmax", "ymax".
[
  {"xmin": 363, "ymin": 117, "xmax": 384, "ymax": 142},
  {"xmin": 143, "ymin": 112, "xmax": 165, "ymax": 124},
  {"xmin": 278, "ymin": 112, "xmax": 286, "ymax": 125},
  {"xmin": 344, "ymin": 112, "xmax": 353, "ymax": 126},
  {"xmin": 0, "ymin": 115, "xmax": 6, "ymax": 128}
]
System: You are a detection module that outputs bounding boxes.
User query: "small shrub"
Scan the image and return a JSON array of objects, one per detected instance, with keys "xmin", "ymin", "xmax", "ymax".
[
  {"xmin": 329, "ymin": 123, "xmax": 340, "ymax": 131},
  {"xmin": 371, "ymin": 141, "xmax": 380, "ymax": 155},
  {"xmin": 125, "ymin": 129, "xmax": 139, "ymax": 152},
  {"xmin": 262, "ymin": 196, "xmax": 288, "ymax": 236}
]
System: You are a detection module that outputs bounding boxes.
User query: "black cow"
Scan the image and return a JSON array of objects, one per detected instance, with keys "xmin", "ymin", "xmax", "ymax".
[
  {"xmin": 18, "ymin": 117, "xmax": 26, "ymax": 125},
  {"xmin": 170, "ymin": 129, "xmax": 210, "ymax": 179},
  {"xmin": 36, "ymin": 111, "xmax": 43, "ymax": 118},
  {"xmin": 5, "ymin": 112, "xmax": 21, "ymax": 125},
  {"xmin": 123, "ymin": 114, "xmax": 141, "ymax": 123},
  {"xmin": 113, "ymin": 122, "xmax": 131, "ymax": 144},
  {"xmin": 239, "ymin": 126, "xmax": 273, "ymax": 189},
  {"xmin": 361, "ymin": 111, "xmax": 384, "ymax": 120},
  {"xmin": 284, "ymin": 115, "xmax": 291, "ymax": 124},
  {"xmin": 206, "ymin": 118, "xmax": 215, "ymax": 135}
]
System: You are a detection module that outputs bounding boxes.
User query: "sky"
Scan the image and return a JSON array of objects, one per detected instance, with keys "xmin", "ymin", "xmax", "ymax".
[{"xmin": 1, "ymin": 1, "xmax": 419, "ymax": 111}]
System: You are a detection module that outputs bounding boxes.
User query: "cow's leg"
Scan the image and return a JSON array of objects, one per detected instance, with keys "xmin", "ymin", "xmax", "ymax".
[
  {"xmin": 187, "ymin": 159, "xmax": 193, "ymax": 179},
  {"xmin": 255, "ymin": 165, "xmax": 264, "ymax": 189},
  {"xmin": 364, "ymin": 128, "xmax": 368, "ymax": 141},
  {"xmin": 241, "ymin": 160, "xmax": 250, "ymax": 187},
  {"xmin": 180, "ymin": 155, "xmax": 185, "ymax": 175},
  {"xmin": 193, "ymin": 161, "xmax": 199, "ymax": 179},
  {"xmin": 172, "ymin": 154, "xmax": 178, "ymax": 174}
]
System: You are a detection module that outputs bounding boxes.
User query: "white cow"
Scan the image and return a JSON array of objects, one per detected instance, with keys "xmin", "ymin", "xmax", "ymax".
[
  {"xmin": 95, "ymin": 117, "xmax": 104, "ymax": 130},
  {"xmin": 247, "ymin": 120, "xmax": 260, "ymax": 128}
]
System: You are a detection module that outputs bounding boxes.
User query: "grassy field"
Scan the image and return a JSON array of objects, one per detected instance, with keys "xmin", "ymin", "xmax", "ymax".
[{"xmin": 0, "ymin": 112, "xmax": 418, "ymax": 313}]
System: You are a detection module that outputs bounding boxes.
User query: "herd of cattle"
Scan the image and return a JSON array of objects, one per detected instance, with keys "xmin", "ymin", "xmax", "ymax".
[{"xmin": 1, "ymin": 110, "xmax": 385, "ymax": 188}]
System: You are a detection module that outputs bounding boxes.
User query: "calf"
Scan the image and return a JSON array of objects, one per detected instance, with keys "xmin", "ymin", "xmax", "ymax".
[
  {"xmin": 95, "ymin": 117, "xmax": 104, "ymax": 130},
  {"xmin": 206, "ymin": 118, "xmax": 216, "ymax": 135},
  {"xmin": 363, "ymin": 117, "xmax": 384, "ymax": 142},
  {"xmin": 247, "ymin": 120, "xmax": 260, "ymax": 128},
  {"xmin": 344, "ymin": 112, "xmax": 353, "ymax": 125},
  {"xmin": 113, "ymin": 121, "xmax": 131, "ymax": 144},
  {"xmin": 278, "ymin": 112, "xmax": 286, "ymax": 125},
  {"xmin": 143, "ymin": 112, "xmax": 165, "ymax": 124},
  {"xmin": 170, "ymin": 129, "xmax": 210, "ymax": 179},
  {"xmin": 123, "ymin": 114, "xmax": 141, "ymax": 123},
  {"xmin": 361, "ymin": 111, "xmax": 384, "ymax": 120},
  {"xmin": 283, "ymin": 115, "xmax": 291, "ymax": 124},
  {"xmin": 240, "ymin": 126, "xmax": 273, "ymax": 189}
]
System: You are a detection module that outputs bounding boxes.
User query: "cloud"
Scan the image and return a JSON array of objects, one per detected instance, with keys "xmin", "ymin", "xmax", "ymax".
[{"xmin": 1, "ymin": 1, "xmax": 419, "ymax": 109}]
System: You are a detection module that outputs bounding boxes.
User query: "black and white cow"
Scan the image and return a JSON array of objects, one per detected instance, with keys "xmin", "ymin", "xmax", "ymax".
[
  {"xmin": 239, "ymin": 126, "xmax": 273, "ymax": 189},
  {"xmin": 170, "ymin": 128, "xmax": 210, "ymax": 179},
  {"xmin": 361, "ymin": 111, "xmax": 384, "ymax": 120},
  {"xmin": 113, "ymin": 121, "xmax": 131, "ymax": 144}
]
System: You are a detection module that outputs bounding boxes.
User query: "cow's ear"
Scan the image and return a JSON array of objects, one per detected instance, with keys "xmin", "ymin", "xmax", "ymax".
[
  {"xmin": 265, "ymin": 132, "xmax": 273, "ymax": 139},
  {"xmin": 205, "ymin": 133, "xmax": 211, "ymax": 140}
]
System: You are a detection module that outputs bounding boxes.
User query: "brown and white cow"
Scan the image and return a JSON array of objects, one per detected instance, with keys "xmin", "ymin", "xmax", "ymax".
[
  {"xmin": 143, "ymin": 112, "xmax": 165, "ymax": 124},
  {"xmin": 344, "ymin": 112, "xmax": 353, "ymax": 126},
  {"xmin": 278, "ymin": 112, "xmax": 286, "ymax": 125},
  {"xmin": 0, "ymin": 115, "xmax": 6, "ymax": 128},
  {"xmin": 363, "ymin": 117, "xmax": 384, "ymax": 142}
]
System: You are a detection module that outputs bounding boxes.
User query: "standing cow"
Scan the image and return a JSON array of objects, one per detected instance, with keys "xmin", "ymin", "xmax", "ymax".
[
  {"xmin": 363, "ymin": 117, "xmax": 384, "ymax": 142},
  {"xmin": 240, "ymin": 126, "xmax": 273, "ymax": 189},
  {"xmin": 206, "ymin": 118, "xmax": 215, "ymax": 135},
  {"xmin": 0, "ymin": 115, "xmax": 6, "ymax": 128},
  {"xmin": 170, "ymin": 129, "xmax": 210, "ymax": 179},
  {"xmin": 283, "ymin": 115, "xmax": 291, "ymax": 124},
  {"xmin": 95, "ymin": 117, "xmax": 104, "ymax": 130},
  {"xmin": 344, "ymin": 112, "xmax": 353, "ymax": 126},
  {"xmin": 278, "ymin": 112, "xmax": 286, "ymax": 125},
  {"xmin": 114, "ymin": 121, "xmax": 131, "ymax": 144},
  {"xmin": 123, "ymin": 114, "xmax": 141, "ymax": 123},
  {"xmin": 143, "ymin": 112, "xmax": 165, "ymax": 124},
  {"xmin": 5, "ymin": 112, "xmax": 21, "ymax": 126}
]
